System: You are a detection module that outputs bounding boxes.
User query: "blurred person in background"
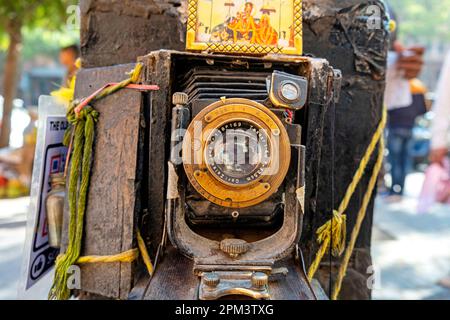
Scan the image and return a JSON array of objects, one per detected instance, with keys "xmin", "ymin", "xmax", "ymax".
[
  {"xmin": 51, "ymin": 44, "xmax": 81, "ymax": 105},
  {"xmin": 59, "ymin": 44, "xmax": 79, "ymax": 87},
  {"xmin": 418, "ymin": 51, "xmax": 450, "ymax": 216},
  {"xmin": 430, "ymin": 51, "xmax": 450, "ymax": 165},
  {"xmin": 382, "ymin": 3, "xmax": 426, "ymax": 201},
  {"xmin": 433, "ymin": 51, "xmax": 450, "ymax": 289},
  {"xmin": 384, "ymin": 43, "xmax": 426, "ymax": 201}
]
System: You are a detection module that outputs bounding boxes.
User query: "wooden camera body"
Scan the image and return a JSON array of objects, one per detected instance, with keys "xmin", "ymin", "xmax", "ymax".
[
  {"xmin": 70, "ymin": 50, "xmax": 339, "ymax": 300},
  {"xmin": 58, "ymin": 0, "xmax": 391, "ymax": 301},
  {"xmin": 135, "ymin": 50, "xmax": 340, "ymax": 300}
]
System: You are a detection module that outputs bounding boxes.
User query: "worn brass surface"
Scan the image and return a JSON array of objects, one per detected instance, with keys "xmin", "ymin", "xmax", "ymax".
[
  {"xmin": 46, "ymin": 173, "xmax": 66, "ymax": 248},
  {"xmin": 182, "ymin": 98, "xmax": 291, "ymax": 208},
  {"xmin": 220, "ymin": 238, "xmax": 250, "ymax": 258},
  {"xmin": 199, "ymin": 271, "xmax": 271, "ymax": 300}
]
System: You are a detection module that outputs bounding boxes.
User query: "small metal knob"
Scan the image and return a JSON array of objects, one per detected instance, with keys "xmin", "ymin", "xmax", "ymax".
[
  {"xmin": 251, "ymin": 272, "xmax": 269, "ymax": 289},
  {"xmin": 172, "ymin": 92, "xmax": 188, "ymax": 106},
  {"xmin": 220, "ymin": 239, "xmax": 249, "ymax": 258},
  {"xmin": 203, "ymin": 272, "xmax": 220, "ymax": 288}
]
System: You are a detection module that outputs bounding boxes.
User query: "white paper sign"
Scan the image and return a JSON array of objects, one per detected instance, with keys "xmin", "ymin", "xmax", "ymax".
[{"xmin": 18, "ymin": 96, "xmax": 68, "ymax": 299}]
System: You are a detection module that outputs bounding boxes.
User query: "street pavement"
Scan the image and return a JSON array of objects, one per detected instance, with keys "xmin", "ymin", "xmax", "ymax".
[
  {"xmin": 372, "ymin": 173, "xmax": 450, "ymax": 300},
  {"xmin": 0, "ymin": 173, "xmax": 449, "ymax": 300},
  {"xmin": 0, "ymin": 197, "xmax": 28, "ymax": 300}
]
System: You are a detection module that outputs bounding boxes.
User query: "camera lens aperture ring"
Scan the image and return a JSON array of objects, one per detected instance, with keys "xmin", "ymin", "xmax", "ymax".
[{"xmin": 182, "ymin": 98, "xmax": 291, "ymax": 208}]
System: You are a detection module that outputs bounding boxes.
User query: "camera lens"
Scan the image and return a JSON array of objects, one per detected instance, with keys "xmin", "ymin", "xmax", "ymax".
[
  {"xmin": 182, "ymin": 99, "xmax": 291, "ymax": 208},
  {"xmin": 205, "ymin": 120, "xmax": 271, "ymax": 186},
  {"xmin": 281, "ymin": 82, "xmax": 300, "ymax": 101}
]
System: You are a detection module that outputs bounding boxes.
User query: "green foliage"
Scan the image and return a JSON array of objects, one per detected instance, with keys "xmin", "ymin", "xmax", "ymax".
[
  {"xmin": 20, "ymin": 27, "xmax": 79, "ymax": 61},
  {"xmin": 0, "ymin": 0, "xmax": 78, "ymax": 42},
  {"xmin": 389, "ymin": 0, "xmax": 450, "ymax": 44},
  {"xmin": 0, "ymin": 1, "xmax": 79, "ymax": 83}
]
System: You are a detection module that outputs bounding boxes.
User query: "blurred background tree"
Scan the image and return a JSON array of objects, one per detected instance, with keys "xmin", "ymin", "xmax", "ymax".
[
  {"xmin": 390, "ymin": 0, "xmax": 450, "ymax": 45},
  {"xmin": 390, "ymin": 0, "xmax": 450, "ymax": 92},
  {"xmin": 0, "ymin": 0, "xmax": 77, "ymax": 148}
]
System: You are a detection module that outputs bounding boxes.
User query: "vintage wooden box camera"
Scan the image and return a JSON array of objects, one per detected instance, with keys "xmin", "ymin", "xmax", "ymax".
[{"xmin": 138, "ymin": 50, "xmax": 339, "ymax": 300}]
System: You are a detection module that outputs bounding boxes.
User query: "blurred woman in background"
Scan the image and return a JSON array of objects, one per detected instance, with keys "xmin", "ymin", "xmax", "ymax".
[{"xmin": 430, "ymin": 51, "xmax": 450, "ymax": 165}]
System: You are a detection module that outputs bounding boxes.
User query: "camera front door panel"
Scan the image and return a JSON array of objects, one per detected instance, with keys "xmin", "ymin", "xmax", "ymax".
[{"xmin": 166, "ymin": 54, "xmax": 311, "ymax": 300}]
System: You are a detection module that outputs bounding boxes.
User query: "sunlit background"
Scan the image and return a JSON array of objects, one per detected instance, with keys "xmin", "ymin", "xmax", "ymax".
[{"xmin": 0, "ymin": 0, "xmax": 449, "ymax": 300}]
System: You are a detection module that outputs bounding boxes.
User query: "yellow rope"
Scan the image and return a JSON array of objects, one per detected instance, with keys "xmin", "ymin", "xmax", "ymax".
[
  {"xmin": 52, "ymin": 230, "xmax": 152, "ymax": 265},
  {"xmin": 307, "ymin": 107, "xmax": 387, "ymax": 295},
  {"xmin": 74, "ymin": 230, "xmax": 154, "ymax": 273},
  {"xmin": 77, "ymin": 249, "xmax": 139, "ymax": 264},
  {"xmin": 137, "ymin": 229, "xmax": 154, "ymax": 276},
  {"xmin": 332, "ymin": 133, "xmax": 385, "ymax": 300},
  {"xmin": 94, "ymin": 63, "xmax": 143, "ymax": 101}
]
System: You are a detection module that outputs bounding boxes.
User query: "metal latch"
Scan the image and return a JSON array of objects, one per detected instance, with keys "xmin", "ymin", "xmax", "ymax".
[
  {"xmin": 332, "ymin": 69, "xmax": 343, "ymax": 104},
  {"xmin": 199, "ymin": 271, "xmax": 270, "ymax": 300}
]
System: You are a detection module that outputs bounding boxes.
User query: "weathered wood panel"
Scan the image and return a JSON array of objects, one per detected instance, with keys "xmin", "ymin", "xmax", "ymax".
[
  {"xmin": 80, "ymin": 0, "xmax": 185, "ymax": 68},
  {"xmin": 138, "ymin": 52, "xmax": 173, "ymax": 254},
  {"xmin": 61, "ymin": 63, "xmax": 144, "ymax": 299},
  {"xmin": 302, "ymin": 0, "xmax": 389, "ymax": 299}
]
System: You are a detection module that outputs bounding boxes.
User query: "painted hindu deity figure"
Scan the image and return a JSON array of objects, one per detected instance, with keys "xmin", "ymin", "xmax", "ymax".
[
  {"xmin": 228, "ymin": 2, "xmax": 258, "ymax": 43},
  {"xmin": 256, "ymin": 14, "xmax": 278, "ymax": 45}
]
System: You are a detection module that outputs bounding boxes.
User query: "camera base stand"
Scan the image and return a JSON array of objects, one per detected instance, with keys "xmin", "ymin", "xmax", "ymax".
[{"xmin": 130, "ymin": 246, "xmax": 327, "ymax": 300}]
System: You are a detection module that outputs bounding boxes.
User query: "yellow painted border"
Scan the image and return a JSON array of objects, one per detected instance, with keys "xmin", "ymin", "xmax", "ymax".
[{"xmin": 186, "ymin": 0, "xmax": 303, "ymax": 56}]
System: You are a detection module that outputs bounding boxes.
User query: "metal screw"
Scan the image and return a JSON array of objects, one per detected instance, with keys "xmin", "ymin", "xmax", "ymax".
[
  {"xmin": 251, "ymin": 272, "xmax": 269, "ymax": 289},
  {"xmin": 203, "ymin": 272, "xmax": 220, "ymax": 288},
  {"xmin": 172, "ymin": 92, "xmax": 188, "ymax": 106},
  {"xmin": 220, "ymin": 238, "xmax": 249, "ymax": 258}
]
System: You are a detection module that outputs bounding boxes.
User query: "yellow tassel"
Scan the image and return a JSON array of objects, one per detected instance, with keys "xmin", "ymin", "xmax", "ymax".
[
  {"xmin": 389, "ymin": 19, "xmax": 397, "ymax": 33},
  {"xmin": 307, "ymin": 210, "xmax": 346, "ymax": 280},
  {"xmin": 51, "ymin": 76, "xmax": 76, "ymax": 105},
  {"xmin": 75, "ymin": 58, "xmax": 82, "ymax": 69},
  {"xmin": 318, "ymin": 211, "xmax": 346, "ymax": 257}
]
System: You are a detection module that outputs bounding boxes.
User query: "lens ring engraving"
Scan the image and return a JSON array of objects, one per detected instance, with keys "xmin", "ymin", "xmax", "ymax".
[
  {"xmin": 182, "ymin": 98, "xmax": 291, "ymax": 208},
  {"xmin": 205, "ymin": 120, "xmax": 271, "ymax": 187}
]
